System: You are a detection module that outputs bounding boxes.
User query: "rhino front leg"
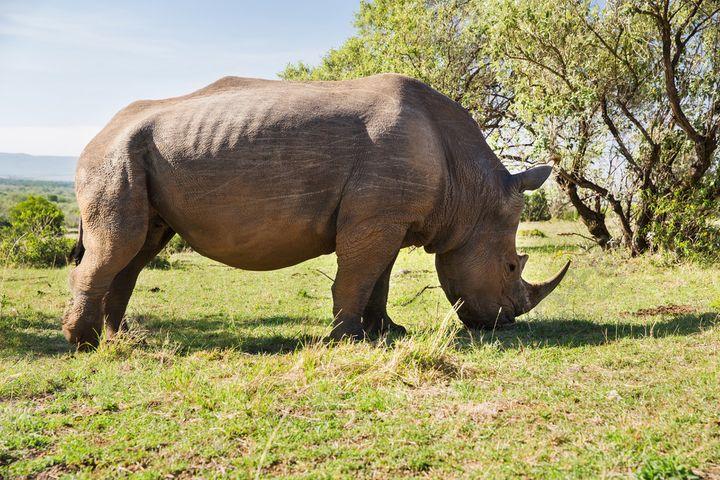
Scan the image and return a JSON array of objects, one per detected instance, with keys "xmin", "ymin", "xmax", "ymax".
[
  {"xmin": 361, "ymin": 252, "xmax": 406, "ymax": 336},
  {"xmin": 329, "ymin": 222, "xmax": 406, "ymax": 341}
]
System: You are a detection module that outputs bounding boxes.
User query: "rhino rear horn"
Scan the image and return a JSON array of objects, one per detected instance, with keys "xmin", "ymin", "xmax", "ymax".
[{"xmin": 513, "ymin": 165, "xmax": 553, "ymax": 192}]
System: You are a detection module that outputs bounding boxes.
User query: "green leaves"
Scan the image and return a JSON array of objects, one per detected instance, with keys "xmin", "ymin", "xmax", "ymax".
[
  {"xmin": 1, "ymin": 195, "xmax": 72, "ymax": 268},
  {"xmin": 8, "ymin": 195, "xmax": 65, "ymax": 236},
  {"xmin": 281, "ymin": 0, "xmax": 507, "ymax": 129}
]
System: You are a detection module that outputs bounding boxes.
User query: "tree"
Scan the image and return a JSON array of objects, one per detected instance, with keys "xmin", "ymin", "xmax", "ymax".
[
  {"xmin": 521, "ymin": 190, "xmax": 552, "ymax": 221},
  {"xmin": 282, "ymin": 0, "xmax": 720, "ymax": 258},
  {"xmin": 489, "ymin": 0, "xmax": 720, "ymax": 254}
]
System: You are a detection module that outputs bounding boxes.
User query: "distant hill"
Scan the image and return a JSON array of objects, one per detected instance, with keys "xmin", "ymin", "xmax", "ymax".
[{"xmin": 0, "ymin": 152, "xmax": 77, "ymax": 182}]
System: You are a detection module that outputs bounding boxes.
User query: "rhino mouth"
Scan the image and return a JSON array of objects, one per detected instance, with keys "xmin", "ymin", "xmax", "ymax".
[{"xmin": 457, "ymin": 302, "xmax": 517, "ymax": 330}]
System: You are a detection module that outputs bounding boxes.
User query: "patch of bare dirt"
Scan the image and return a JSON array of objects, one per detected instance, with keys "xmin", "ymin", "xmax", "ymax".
[
  {"xmin": 694, "ymin": 464, "xmax": 720, "ymax": 479},
  {"xmin": 34, "ymin": 463, "xmax": 74, "ymax": 480},
  {"xmin": 624, "ymin": 304, "xmax": 696, "ymax": 316}
]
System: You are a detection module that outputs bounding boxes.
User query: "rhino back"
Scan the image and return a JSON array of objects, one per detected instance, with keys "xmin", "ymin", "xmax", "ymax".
[{"xmin": 81, "ymin": 75, "xmax": 449, "ymax": 269}]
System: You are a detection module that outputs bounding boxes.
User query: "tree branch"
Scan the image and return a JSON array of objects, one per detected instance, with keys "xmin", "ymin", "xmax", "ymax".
[{"xmin": 600, "ymin": 95, "xmax": 642, "ymax": 175}]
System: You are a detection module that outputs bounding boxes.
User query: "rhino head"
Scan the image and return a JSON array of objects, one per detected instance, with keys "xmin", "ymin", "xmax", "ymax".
[{"xmin": 435, "ymin": 165, "xmax": 570, "ymax": 329}]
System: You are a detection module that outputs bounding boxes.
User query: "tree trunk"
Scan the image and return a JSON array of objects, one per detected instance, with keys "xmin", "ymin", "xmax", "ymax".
[
  {"xmin": 631, "ymin": 211, "xmax": 652, "ymax": 255},
  {"xmin": 557, "ymin": 177, "xmax": 613, "ymax": 249},
  {"xmin": 630, "ymin": 177, "xmax": 657, "ymax": 256}
]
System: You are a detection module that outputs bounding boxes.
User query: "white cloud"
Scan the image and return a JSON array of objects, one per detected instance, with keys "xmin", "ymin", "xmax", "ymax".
[{"xmin": 0, "ymin": 126, "xmax": 100, "ymax": 156}]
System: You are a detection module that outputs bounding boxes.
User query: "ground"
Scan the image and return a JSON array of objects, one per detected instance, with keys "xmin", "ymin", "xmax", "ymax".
[{"xmin": 1, "ymin": 221, "xmax": 719, "ymax": 479}]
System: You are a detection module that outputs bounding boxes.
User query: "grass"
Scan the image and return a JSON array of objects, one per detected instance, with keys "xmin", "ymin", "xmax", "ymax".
[{"xmin": 1, "ymin": 220, "xmax": 719, "ymax": 478}]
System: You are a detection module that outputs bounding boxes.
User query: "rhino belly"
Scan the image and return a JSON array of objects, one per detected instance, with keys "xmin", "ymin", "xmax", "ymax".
[{"xmin": 146, "ymin": 153, "xmax": 347, "ymax": 271}]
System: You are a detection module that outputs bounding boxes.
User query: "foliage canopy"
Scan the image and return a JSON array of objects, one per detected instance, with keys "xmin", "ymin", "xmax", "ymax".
[{"xmin": 282, "ymin": 0, "xmax": 720, "ymax": 261}]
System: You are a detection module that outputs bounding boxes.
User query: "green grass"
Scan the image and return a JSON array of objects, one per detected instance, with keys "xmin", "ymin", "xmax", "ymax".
[{"xmin": 1, "ymin": 220, "xmax": 719, "ymax": 478}]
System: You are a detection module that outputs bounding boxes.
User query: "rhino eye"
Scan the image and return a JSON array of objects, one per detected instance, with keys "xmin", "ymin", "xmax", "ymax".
[{"xmin": 508, "ymin": 263, "xmax": 516, "ymax": 272}]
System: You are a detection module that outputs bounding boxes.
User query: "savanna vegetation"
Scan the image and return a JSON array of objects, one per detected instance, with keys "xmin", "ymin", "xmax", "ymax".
[
  {"xmin": 0, "ymin": 179, "xmax": 77, "ymax": 228},
  {"xmin": 0, "ymin": 194, "xmax": 75, "ymax": 268},
  {"xmin": 2, "ymin": 0, "xmax": 719, "ymax": 478},
  {"xmin": 2, "ymin": 221, "xmax": 719, "ymax": 478}
]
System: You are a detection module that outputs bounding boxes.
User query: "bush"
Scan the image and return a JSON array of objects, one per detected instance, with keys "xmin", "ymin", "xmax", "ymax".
[
  {"xmin": 146, "ymin": 253, "xmax": 172, "ymax": 270},
  {"xmin": 144, "ymin": 235, "xmax": 192, "ymax": 270},
  {"xmin": 0, "ymin": 233, "xmax": 74, "ymax": 267},
  {"xmin": 0, "ymin": 196, "xmax": 73, "ymax": 267},
  {"xmin": 9, "ymin": 196, "xmax": 64, "ymax": 235},
  {"xmin": 636, "ymin": 456, "xmax": 699, "ymax": 480},
  {"xmin": 553, "ymin": 207, "xmax": 579, "ymax": 221},
  {"xmin": 521, "ymin": 190, "xmax": 551, "ymax": 222},
  {"xmin": 648, "ymin": 187, "xmax": 720, "ymax": 263},
  {"xmin": 518, "ymin": 228, "xmax": 546, "ymax": 238},
  {"xmin": 165, "ymin": 235, "xmax": 192, "ymax": 254}
]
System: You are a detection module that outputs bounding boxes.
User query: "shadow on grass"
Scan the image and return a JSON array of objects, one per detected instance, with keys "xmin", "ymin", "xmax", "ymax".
[
  {"xmin": 139, "ymin": 314, "xmax": 321, "ymax": 354},
  {"xmin": 0, "ymin": 312, "xmax": 72, "ymax": 356},
  {"xmin": 0, "ymin": 311, "xmax": 322, "ymax": 357},
  {"xmin": 460, "ymin": 312, "xmax": 719, "ymax": 349},
  {"xmin": 2, "ymin": 309, "xmax": 717, "ymax": 356}
]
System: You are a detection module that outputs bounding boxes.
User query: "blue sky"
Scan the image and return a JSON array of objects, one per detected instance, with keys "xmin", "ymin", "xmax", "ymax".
[{"xmin": 0, "ymin": 0, "xmax": 358, "ymax": 155}]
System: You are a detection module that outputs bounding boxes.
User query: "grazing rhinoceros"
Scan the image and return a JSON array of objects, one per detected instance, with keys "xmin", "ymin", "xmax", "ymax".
[{"xmin": 63, "ymin": 73, "xmax": 569, "ymax": 348}]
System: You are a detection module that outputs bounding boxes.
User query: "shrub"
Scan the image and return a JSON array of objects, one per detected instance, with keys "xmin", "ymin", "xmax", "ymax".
[
  {"xmin": 521, "ymin": 190, "xmax": 551, "ymax": 222},
  {"xmin": 0, "ymin": 196, "xmax": 73, "ymax": 267},
  {"xmin": 0, "ymin": 233, "xmax": 74, "ymax": 268},
  {"xmin": 553, "ymin": 207, "xmax": 579, "ymax": 221},
  {"xmin": 636, "ymin": 456, "xmax": 699, "ymax": 480},
  {"xmin": 146, "ymin": 253, "xmax": 172, "ymax": 270},
  {"xmin": 648, "ymin": 187, "xmax": 720, "ymax": 263},
  {"xmin": 9, "ymin": 196, "xmax": 64, "ymax": 235},
  {"xmin": 165, "ymin": 235, "xmax": 192, "ymax": 254},
  {"xmin": 518, "ymin": 229, "xmax": 546, "ymax": 238}
]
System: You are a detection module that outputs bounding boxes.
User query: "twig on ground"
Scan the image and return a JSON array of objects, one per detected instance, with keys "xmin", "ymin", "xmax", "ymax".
[
  {"xmin": 400, "ymin": 285, "xmax": 441, "ymax": 306},
  {"xmin": 578, "ymin": 243, "xmax": 599, "ymax": 253},
  {"xmin": 314, "ymin": 269, "xmax": 335, "ymax": 282}
]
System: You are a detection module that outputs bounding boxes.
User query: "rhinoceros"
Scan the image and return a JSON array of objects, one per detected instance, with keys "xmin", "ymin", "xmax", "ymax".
[{"xmin": 62, "ymin": 73, "xmax": 569, "ymax": 348}]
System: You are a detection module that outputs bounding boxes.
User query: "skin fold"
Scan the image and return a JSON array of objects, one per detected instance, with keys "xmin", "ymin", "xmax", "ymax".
[{"xmin": 62, "ymin": 73, "xmax": 568, "ymax": 348}]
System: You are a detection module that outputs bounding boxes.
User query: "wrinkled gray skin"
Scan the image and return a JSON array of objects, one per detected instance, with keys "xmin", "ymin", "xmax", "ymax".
[{"xmin": 63, "ymin": 74, "xmax": 569, "ymax": 348}]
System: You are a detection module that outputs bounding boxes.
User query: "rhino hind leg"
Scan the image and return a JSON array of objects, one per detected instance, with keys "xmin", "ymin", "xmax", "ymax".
[
  {"xmin": 63, "ymin": 224, "xmax": 148, "ymax": 349},
  {"xmin": 329, "ymin": 222, "xmax": 406, "ymax": 341},
  {"xmin": 102, "ymin": 216, "xmax": 175, "ymax": 336},
  {"xmin": 361, "ymin": 252, "xmax": 406, "ymax": 337},
  {"xmin": 63, "ymin": 155, "xmax": 149, "ymax": 349}
]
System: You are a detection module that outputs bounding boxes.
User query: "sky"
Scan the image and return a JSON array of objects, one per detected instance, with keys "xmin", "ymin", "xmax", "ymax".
[{"xmin": 0, "ymin": 0, "xmax": 359, "ymax": 156}]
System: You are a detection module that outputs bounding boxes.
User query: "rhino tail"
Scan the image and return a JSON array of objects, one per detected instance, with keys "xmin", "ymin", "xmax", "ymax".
[{"xmin": 69, "ymin": 218, "xmax": 85, "ymax": 266}]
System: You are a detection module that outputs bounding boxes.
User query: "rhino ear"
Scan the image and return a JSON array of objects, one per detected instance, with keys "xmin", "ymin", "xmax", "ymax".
[{"xmin": 512, "ymin": 165, "xmax": 553, "ymax": 192}]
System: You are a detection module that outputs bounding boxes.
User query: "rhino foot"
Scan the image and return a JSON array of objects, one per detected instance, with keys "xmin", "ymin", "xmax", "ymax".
[
  {"xmin": 62, "ymin": 296, "xmax": 103, "ymax": 350},
  {"xmin": 327, "ymin": 320, "xmax": 366, "ymax": 342},
  {"xmin": 363, "ymin": 314, "xmax": 406, "ymax": 337}
]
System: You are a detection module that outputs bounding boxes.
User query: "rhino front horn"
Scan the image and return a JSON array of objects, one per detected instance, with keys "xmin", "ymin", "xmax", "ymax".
[{"xmin": 521, "ymin": 260, "xmax": 570, "ymax": 313}]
